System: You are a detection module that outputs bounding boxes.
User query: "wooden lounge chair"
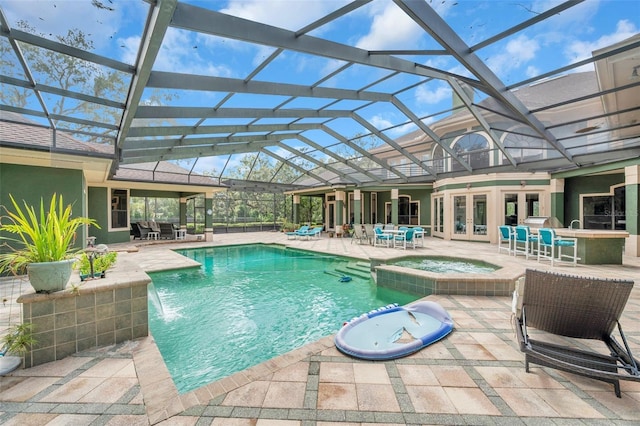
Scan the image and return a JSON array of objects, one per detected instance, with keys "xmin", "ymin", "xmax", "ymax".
[{"xmin": 514, "ymin": 269, "xmax": 639, "ymax": 397}]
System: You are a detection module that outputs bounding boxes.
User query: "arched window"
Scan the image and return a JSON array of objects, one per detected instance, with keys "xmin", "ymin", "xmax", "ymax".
[
  {"xmin": 503, "ymin": 130, "xmax": 545, "ymax": 164},
  {"xmin": 452, "ymin": 133, "xmax": 489, "ymax": 172},
  {"xmin": 433, "ymin": 145, "xmax": 445, "ymax": 173}
]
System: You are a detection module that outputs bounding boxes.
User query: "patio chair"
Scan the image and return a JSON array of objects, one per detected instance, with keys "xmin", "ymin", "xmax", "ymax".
[
  {"xmin": 514, "ymin": 269, "xmax": 639, "ymax": 398},
  {"xmin": 373, "ymin": 226, "xmax": 393, "ymax": 247},
  {"xmin": 498, "ymin": 225, "xmax": 514, "ymax": 255},
  {"xmin": 351, "ymin": 225, "xmax": 369, "ymax": 245},
  {"xmin": 159, "ymin": 222, "xmax": 176, "ymax": 239},
  {"xmin": 393, "ymin": 228, "xmax": 415, "ymax": 249},
  {"xmin": 131, "ymin": 222, "xmax": 151, "ymax": 240},
  {"xmin": 513, "ymin": 225, "xmax": 537, "ymax": 259},
  {"xmin": 537, "ymin": 228, "xmax": 579, "ymax": 266},
  {"xmin": 413, "ymin": 226, "xmax": 425, "ymax": 247}
]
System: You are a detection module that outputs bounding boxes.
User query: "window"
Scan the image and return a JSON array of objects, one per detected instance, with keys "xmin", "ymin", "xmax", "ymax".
[
  {"xmin": 582, "ymin": 185, "xmax": 625, "ymax": 230},
  {"xmin": 110, "ymin": 189, "xmax": 128, "ymax": 229},
  {"xmin": 397, "ymin": 195, "xmax": 420, "ymax": 225},
  {"xmin": 433, "ymin": 146, "xmax": 445, "ymax": 173},
  {"xmin": 452, "ymin": 133, "xmax": 489, "ymax": 172},
  {"xmin": 503, "ymin": 130, "xmax": 545, "ymax": 163}
]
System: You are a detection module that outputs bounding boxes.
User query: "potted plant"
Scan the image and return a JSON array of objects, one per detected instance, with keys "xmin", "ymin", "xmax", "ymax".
[
  {"xmin": 75, "ymin": 250, "xmax": 117, "ymax": 281},
  {"xmin": 0, "ymin": 193, "xmax": 99, "ymax": 293}
]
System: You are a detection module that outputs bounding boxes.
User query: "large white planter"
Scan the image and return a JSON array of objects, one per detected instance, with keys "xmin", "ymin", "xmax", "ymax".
[{"xmin": 27, "ymin": 259, "xmax": 74, "ymax": 293}]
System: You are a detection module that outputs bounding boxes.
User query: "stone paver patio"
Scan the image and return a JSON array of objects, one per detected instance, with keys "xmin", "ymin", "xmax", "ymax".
[{"xmin": 1, "ymin": 232, "xmax": 639, "ymax": 425}]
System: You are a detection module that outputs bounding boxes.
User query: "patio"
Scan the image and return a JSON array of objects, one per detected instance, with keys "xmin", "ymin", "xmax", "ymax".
[{"xmin": 1, "ymin": 233, "xmax": 639, "ymax": 425}]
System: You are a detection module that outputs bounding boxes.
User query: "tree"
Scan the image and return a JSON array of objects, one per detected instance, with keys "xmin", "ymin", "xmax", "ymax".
[{"xmin": 1, "ymin": 21, "xmax": 174, "ymax": 142}]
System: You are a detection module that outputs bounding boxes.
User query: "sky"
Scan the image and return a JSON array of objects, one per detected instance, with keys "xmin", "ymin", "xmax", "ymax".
[{"xmin": 1, "ymin": 0, "xmax": 639, "ymax": 176}]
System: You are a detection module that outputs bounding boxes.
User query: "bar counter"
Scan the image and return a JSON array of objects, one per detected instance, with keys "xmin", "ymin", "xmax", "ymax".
[{"xmin": 552, "ymin": 228, "xmax": 629, "ymax": 265}]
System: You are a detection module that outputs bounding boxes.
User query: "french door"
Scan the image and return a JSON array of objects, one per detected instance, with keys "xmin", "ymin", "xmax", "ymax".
[
  {"xmin": 503, "ymin": 192, "xmax": 540, "ymax": 225},
  {"xmin": 452, "ymin": 193, "xmax": 489, "ymax": 241}
]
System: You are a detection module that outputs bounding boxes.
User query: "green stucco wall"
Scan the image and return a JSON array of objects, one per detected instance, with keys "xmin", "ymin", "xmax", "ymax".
[
  {"xmin": 0, "ymin": 163, "xmax": 86, "ymax": 248},
  {"xmin": 564, "ymin": 174, "xmax": 624, "ymax": 225},
  {"xmin": 627, "ymin": 183, "xmax": 638, "ymax": 235}
]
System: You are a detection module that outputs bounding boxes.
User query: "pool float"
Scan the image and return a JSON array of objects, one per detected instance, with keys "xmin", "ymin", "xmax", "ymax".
[{"xmin": 335, "ymin": 301, "xmax": 453, "ymax": 360}]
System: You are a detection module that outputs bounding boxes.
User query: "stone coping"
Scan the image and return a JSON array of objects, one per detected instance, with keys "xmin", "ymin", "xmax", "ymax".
[{"xmin": 17, "ymin": 257, "xmax": 150, "ymax": 303}]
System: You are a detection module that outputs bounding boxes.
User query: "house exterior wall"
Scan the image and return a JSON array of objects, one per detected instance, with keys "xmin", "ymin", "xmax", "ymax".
[{"xmin": 0, "ymin": 163, "xmax": 86, "ymax": 248}]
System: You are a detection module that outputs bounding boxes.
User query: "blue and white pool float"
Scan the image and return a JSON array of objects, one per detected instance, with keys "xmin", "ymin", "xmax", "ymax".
[{"xmin": 335, "ymin": 301, "xmax": 454, "ymax": 360}]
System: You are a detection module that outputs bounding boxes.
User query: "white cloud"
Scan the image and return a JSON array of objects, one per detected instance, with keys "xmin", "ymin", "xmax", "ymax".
[
  {"xmin": 152, "ymin": 28, "xmax": 233, "ymax": 77},
  {"xmin": 369, "ymin": 114, "xmax": 394, "ymax": 130},
  {"xmin": 415, "ymin": 84, "xmax": 452, "ymax": 105},
  {"xmin": 486, "ymin": 35, "xmax": 540, "ymax": 78},
  {"xmin": 355, "ymin": 3, "xmax": 423, "ymax": 50},
  {"xmin": 525, "ymin": 65, "xmax": 540, "ymax": 78},
  {"xmin": 565, "ymin": 19, "xmax": 639, "ymax": 63},
  {"xmin": 221, "ymin": 0, "xmax": 344, "ymax": 31}
]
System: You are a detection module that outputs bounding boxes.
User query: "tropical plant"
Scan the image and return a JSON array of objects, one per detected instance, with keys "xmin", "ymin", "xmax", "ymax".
[
  {"xmin": 0, "ymin": 193, "xmax": 99, "ymax": 276},
  {"xmin": 75, "ymin": 251, "xmax": 117, "ymax": 276},
  {"xmin": 1, "ymin": 323, "xmax": 36, "ymax": 355}
]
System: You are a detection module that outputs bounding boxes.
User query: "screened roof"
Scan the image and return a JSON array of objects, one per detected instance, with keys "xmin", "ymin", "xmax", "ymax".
[{"xmin": 1, "ymin": 0, "xmax": 639, "ymax": 191}]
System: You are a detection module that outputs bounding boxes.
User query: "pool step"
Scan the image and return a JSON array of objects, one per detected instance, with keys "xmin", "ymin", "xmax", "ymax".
[{"xmin": 334, "ymin": 262, "xmax": 371, "ymax": 280}]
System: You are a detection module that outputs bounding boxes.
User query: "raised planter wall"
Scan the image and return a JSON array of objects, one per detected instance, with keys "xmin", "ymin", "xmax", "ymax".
[{"xmin": 17, "ymin": 257, "xmax": 151, "ymax": 368}]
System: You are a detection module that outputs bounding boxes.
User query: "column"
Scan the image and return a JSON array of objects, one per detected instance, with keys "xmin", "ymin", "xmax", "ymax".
[
  {"xmin": 335, "ymin": 191, "xmax": 344, "ymax": 233},
  {"xmin": 549, "ymin": 178, "xmax": 565, "ymax": 225},
  {"xmin": 293, "ymin": 194, "xmax": 300, "ymax": 225},
  {"xmin": 391, "ymin": 188, "xmax": 399, "ymax": 225},
  {"xmin": 204, "ymin": 192, "xmax": 214, "ymax": 242},
  {"xmin": 353, "ymin": 190, "xmax": 361, "ymax": 226},
  {"xmin": 625, "ymin": 165, "xmax": 639, "ymax": 257},
  {"xmin": 179, "ymin": 197, "xmax": 187, "ymax": 228}
]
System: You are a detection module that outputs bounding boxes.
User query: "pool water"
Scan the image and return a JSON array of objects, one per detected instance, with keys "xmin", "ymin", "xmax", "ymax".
[
  {"xmin": 148, "ymin": 244, "xmax": 418, "ymax": 393},
  {"xmin": 391, "ymin": 256, "xmax": 499, "ymax": 274}
]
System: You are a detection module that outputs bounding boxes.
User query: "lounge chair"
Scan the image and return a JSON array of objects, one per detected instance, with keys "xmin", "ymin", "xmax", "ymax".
[
  {"xmin": 286, "ymin": 225, "xmax": 309, "ymax": 240},
  {"xmin": 297, "ymin": 226, "xmax": 323, "ymax": 240},
  {"xmin": 514, "ymin": 269, "xmax": 639, "ymax": 397}
]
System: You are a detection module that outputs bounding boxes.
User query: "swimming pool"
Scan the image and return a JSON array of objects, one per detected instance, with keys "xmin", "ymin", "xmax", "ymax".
[{"xmin": 148, "ymin": 244, "xmax": 417, "ymax": 393}]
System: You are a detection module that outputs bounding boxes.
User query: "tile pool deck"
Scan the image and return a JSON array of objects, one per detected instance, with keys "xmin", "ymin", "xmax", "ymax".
[{"xmin": 1, "ymin": 233, "xmax": 639, "ymax": 425}]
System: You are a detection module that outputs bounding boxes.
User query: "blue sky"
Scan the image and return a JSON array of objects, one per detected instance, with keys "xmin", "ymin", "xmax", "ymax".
[{"xmin": 2, "ymin": 0, "xmax": 639, "ymax": 176}]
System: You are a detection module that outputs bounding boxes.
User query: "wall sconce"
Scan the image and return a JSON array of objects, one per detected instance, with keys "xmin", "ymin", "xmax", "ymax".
[
  {"xmin": 520, "ymin": 180, "xmax": 526, "ymax": 187},
  {"xmin": 466, "ymin": 183, "xmax": 472, "ymax": 190},
  {"xmin": 207, "ymin": 209, "xmax": 213, "ymax": 216}
]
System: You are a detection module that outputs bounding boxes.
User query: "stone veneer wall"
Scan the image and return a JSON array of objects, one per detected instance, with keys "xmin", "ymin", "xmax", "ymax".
[
  {"xmin": 375, "ymin": 266, "xmax": 516, "ymax": 297},
  {"xmin": 17, "ymin": 260, "xmax": 151, "ymax": 368}
]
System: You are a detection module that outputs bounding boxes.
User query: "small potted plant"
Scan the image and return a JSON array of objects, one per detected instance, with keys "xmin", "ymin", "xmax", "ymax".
[
  {"xmin": 0, "ymin": 193, "xmax": 99, "ymax": 293},
  {"xmin": 75, "ymin": 250, "xmax": 117, "ymax": 281}
]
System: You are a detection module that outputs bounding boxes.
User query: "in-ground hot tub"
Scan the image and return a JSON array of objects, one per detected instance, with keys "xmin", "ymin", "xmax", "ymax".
[{"xmin": 371, "ymin": 255, "xmax": 519, "ymax": 297}]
